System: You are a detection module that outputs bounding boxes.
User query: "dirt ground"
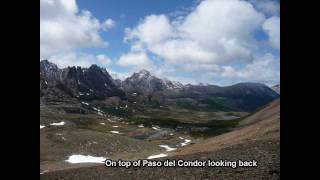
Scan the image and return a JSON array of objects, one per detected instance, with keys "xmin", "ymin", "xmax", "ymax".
[{"xmin": 40, "ymin": 100, "xmax": 280, "ymax": 180}]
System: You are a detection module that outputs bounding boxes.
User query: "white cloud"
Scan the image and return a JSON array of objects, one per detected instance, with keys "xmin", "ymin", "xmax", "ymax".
[
  {"xmin": 108, "ymin": 70, "xmax": 130, "ymax": 80},
  {"xmin": 117, "ymin": 51, "xmax": 153, "ymax": 68},
  {"xmin": 250, "ymin": 0, "xmax": 280, "ymax": 16},
  {"xmin": 103, "ymin": 18, "xmax": 115, "ymax": 30},
  {"xmin": 50, "ymin": 52, "xmax": 112, "ymax": 68},
  {"xmin": 125, "ymin": 15, "xmax": 173, "ymax": 45},
  {"xmin": 124, "ymin": 0, "xmax": 265, "ymax": 68},
  {"xmin": 180, "ymin": 0, "xmax": 265, "ymax": 48},
  {"xmin": 40, "ymin": 0, "xmax": 108, "ymax": 59},
  {"xmin": 210, "ymin": 53, "xmax": 280, "ymax": 85},
  {"xmin": 96, "ymin": 54, "xmax": 111, "ymax": 65},
  {"xmin": 263, "ymin": 16, "xmax": 280, "ymax": 50},
  {"xmin": 41, "ymin": 0, "xmax": 279, "ymax": 85},
  {"xmin": 121, "ymin": 0, "xmax": 279, "ymax": 85}
]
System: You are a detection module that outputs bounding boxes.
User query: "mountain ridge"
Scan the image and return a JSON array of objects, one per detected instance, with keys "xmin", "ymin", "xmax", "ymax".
[{"xmin": 40, "ymin": 60, "xmax": 279, "ymax": 111}]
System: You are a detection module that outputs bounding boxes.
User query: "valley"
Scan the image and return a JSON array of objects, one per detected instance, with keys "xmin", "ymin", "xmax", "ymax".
[{"xmin": 40, "ymin": 60, "xmax": 280, "ymax": 179}]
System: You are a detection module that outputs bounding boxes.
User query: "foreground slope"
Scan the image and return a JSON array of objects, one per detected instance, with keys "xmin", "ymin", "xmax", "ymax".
[{"xmin": 41, "ymin": 99, "xmax": 280, "ymax": 180}]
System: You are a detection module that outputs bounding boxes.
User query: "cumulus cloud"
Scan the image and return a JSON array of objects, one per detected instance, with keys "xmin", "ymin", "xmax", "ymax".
[
  {"xmin": 49, "ymin": 52, "xmax": 112, "ymax": 68},
  {"xmin": 124, "ymin": 15, "xmax": 173, "ymax": 46},
  {"xmin": 117, "ymin": 51, "xmax": 153, "ymax": 68},
  {"xmin": 41, "ymin": 0, "xmax": 279, "ymax": 85},
  {"xmin": 250, "ymin": 0, "xmax": 280, "ymax": 16},
  {"xmin": 96, "ymin": 54, "xmax": 112, "ymax": 65},
  {"xmin": 124, "ymin": 0, "xmax": 265, "ymax": 68},
  {"xmin": 263, "ymin": 16, "xmax": 280, "ymax": 50},
  {"xmin": 40, "ymin": 0, "xmax": 111, "ymax": 59},
  {"xmin": 207, "ymin": 53, "xmax": 280, "ymax": 85},
  {"xmin": 108, "ymin": 70, "xmax": 130, "ymax": 80},
  {"xmin": 103, "ymin": 18, "xmax": 116, "ymax": 30},
  {"xmin": 119, "ymin": 0, "xmax": 279, "ymax": 85}
]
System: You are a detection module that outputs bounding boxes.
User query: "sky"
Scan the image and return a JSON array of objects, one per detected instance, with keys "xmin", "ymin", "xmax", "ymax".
[{"xmin": 40, "ymin": 0, "xmax": 280, "ymax": 86}]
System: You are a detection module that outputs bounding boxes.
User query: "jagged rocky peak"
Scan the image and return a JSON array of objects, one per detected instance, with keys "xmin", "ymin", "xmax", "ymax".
[
  {"xmin": 40, "ymin": 60, "xmax": 126, "ymax": 101},
  {"xmin": 62, "ymin": 64, "xmax": 125, "ymax": 99},
  {"xmin": 162, "ymin": 78, "xmax": 184, "ymax": 89},
  {"xmin": 40, "ymin": 60, "xmax": 58, "ymax": 72},
  {"xmin": 40, "ymin": 60, "xmax": 62, "ymax": 80},
  {"xmin": 132, "ymin": 69, "xmax": 152, "ymax": 79},
  {"xmin": 139, "ymin": 69, "xmax": 151, "ymax": 76},
  {"xmin": 122, "ymin": 69, "xmax": 184, "ymax": 92}
]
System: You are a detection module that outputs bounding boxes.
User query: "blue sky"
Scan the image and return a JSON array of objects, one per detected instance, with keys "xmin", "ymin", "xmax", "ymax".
[
  {"xmin": 40, "ymin": 0, "xmax": 280, "ymax": 86},
  {"xmin": 76, "ymin": 0, "xmax": 196, "ymax": 57}
]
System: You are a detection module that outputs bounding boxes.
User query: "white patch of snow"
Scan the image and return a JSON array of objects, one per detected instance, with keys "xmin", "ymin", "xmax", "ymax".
[
  {"xmin": 180, "ymin": 139, "xmax": 191, "ymax": 146},
  {"xmin": 179, "ymin": 137, "xmax": 184, "ymax": 140},
  {"xmin": 65, "ymin": 155, "xmax": 106, "ymax": 164},
  {"xmin": 93, "ymin": 107, "xmax": 99, "ymax": 111},
  {"xmin": 152, "ymin": 126, "xmax": 160, "ymax": 131},
  {"xmin": 112, "ymin": 125, "xmax": 119, "ymax": 128},
  {"xmin": 40, "ymin": 170, "xmax": 48, "ymax": 175},
  {"xmin": 107, "ymin": 118, "xmax": 115, "ymax": 123},
  {"xmin": 159, "ymin": 145, "xmax": 177, "ymax": 152},
  {"xmin": 100, "ymin": 123, "xmax": 105, "ymax": 125},
  {"xmin": 81, "ymin": 102, "xmax": 89, "ymax": 106},
  {"xmin": 50, "ymin": 121, "xmax": 65, "ymax": 126},
  {"xmin": 147, "ymin": 153, "xmax": 168, "ymax": 159},
  {"xmin": 40, "ymin": 125, "xmax": 45, "ymax": 129},
  {"xmin": 110, "ymin": 131, "xmax": 121, "ymax": 134},
  {"xmin": 138, "ymin": 124, "xmax": 144, "ymax": 128}
]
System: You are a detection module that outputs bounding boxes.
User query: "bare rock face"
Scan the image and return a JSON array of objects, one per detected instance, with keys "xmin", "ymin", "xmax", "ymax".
[
  {"xmin": 40, "ymin": 60, "xmax": 126, "ymax": 103},
  {"xmin": 121, "ymin": 69, "xmax": 183, "ymax": 93}
]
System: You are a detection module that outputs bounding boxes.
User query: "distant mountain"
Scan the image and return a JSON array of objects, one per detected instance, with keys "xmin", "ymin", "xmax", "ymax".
[
  {"xmin": 121, "ymin": 70, "xmax": 183, "ymax": 93},
  {"xmin": 40, "ymin": 60, "xmax": 125, "ymax": 102},
  {"xmin": 271, "ymin": 84, "xmax": 280, "ymax": 94},
  {"xmin": 40, "ymin": 61, "xmax": 279, "ymax": 112},
  {"xmin": 183, "ymin": 82, "xmax": 278, "ymax": 98},
  {"xmin": 168, "ymin": 82, "xmax": 279, "ymax": 112},
  {"xmin": 120, "ymin": 69, "xmax": 279, "ymax": 112}
]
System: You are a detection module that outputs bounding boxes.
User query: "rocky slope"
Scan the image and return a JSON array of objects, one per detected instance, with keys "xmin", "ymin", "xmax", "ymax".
[
  {"xmin": 120, "ymin": 69, "xmax": 279, "ymax": 112},
  {"xmin": 40, "ymin": 99, "xmax": 280, "ymax": 180},
  {"xmin": 121, "ymin": 69, "xmax": 183, "ymax": 93},
  {"xmin": 40, "ymin": 60, "xmax": 125, "ymax": 103},
  {"xmin": 40, "ymin": 60, "xmax": 280, "ymax": 179}
]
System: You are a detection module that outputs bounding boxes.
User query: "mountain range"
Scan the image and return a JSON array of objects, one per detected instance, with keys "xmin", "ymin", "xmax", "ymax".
[{"xmin": 40, "ymin": 60, "xmax": 279, "ymax": 112}]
